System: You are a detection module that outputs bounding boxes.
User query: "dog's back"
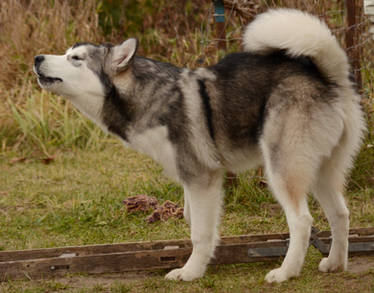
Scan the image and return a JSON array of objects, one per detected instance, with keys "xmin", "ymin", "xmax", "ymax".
[{"xmin": 206, "ymin": 50, "xmax": 333, "ymax": 156}]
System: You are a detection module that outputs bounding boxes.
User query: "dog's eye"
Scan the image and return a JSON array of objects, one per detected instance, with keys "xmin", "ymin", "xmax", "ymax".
[{"xmin": 71, "ymin": 55, "xmax": 83, "ymax": 61}]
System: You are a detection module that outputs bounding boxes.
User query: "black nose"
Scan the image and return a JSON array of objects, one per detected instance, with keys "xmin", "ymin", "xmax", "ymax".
[{"xmin": 34, "ymin": 55, "xmax": 45, "ymax": 67}]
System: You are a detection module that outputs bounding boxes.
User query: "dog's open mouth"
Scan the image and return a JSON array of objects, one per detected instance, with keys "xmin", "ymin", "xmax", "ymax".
[{"xmin": 37, "ymin": 73, "xmax": 63, "ymax": 84}]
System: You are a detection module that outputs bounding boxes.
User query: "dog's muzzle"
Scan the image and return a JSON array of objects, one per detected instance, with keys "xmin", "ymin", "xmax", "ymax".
[
  {"xmin": 34, "ymin": 55, "xmax": 63, "ymax": 84},
  {"xmin": 34, "ymin": 55, "xmax": 45, "ymax": 69}
]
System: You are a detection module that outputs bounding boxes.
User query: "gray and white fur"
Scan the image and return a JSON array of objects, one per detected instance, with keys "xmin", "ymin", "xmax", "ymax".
[{"xmin": 34, "ymin": 9, "xmax": 365, "ymax": 283}]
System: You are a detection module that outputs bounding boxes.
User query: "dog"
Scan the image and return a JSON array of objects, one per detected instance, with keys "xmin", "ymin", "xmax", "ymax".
[{"xmin": 33, "ymin": 9, "xmax": 365, "ymax": 282}]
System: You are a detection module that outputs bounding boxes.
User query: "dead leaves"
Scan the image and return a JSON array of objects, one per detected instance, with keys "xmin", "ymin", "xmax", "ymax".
[
  {"xmin": 123, "ymin": 194, "xmax": 184, "ymax": 224},
  {"xmin": 146, "ymin": 200, "xmax": 184, "ymax": 223}
]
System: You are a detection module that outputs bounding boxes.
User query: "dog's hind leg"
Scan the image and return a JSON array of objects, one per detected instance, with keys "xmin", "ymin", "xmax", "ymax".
[
  {"xmin": 259, "ymin": 106, "xmax": 322, "ymax": 282},
  {"xmin": 312, "ymin": 107, "xmax": 364, "ymax": 273},
  {"xmin": 262, "ymin": 151, "xmax": 314, "ymax": 283},
  {"xmin": 165, "ymin": 171, "xmax": 223, "ymax": 281},
  {"xmin": 312, "ymin": 164, "xmax": 349, "ymax": 272}
]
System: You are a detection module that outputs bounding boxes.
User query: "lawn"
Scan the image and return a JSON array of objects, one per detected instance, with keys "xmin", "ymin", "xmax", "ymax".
[{"xmin": 0, "ymin": 143, "xmax": 374, "ymax": 292}]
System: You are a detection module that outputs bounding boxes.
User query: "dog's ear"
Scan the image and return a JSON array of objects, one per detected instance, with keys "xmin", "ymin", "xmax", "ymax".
[{"xmin": 111, "ymin": 38, "xmax": 138, "ymax": 72}]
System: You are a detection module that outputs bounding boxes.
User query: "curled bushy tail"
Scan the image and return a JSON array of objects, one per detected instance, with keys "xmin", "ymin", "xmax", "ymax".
[{"xmin": 243, "ymin": 9, "xmax": 350, "ymax": 86}]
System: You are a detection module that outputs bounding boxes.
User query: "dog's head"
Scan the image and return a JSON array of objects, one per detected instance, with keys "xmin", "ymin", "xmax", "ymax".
[{"xmin": 33, "ymin": 39, "xmax": 138, "ymax": 119}]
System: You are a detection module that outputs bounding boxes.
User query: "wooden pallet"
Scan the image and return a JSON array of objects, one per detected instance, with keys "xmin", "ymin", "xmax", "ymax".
[{"xmin": 1, "ymin": 227, "xmax": 374, "ymax": 281}]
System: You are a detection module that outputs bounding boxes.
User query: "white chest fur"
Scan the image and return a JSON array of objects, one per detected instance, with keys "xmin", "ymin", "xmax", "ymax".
[{"xmin": 126, "ymin": 126, "xmax": 179, "ymax": 180}]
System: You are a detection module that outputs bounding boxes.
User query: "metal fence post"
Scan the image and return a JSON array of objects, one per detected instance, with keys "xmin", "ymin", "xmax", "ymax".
[{"xmin": 213, "ymin": 0, "xmax": 227, "ymax": 50}]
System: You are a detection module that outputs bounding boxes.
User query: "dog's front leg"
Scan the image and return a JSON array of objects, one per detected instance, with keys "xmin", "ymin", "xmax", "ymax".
[
  {"xmin": 183, "ymin": 193, "xmax": 191, "ymax": 226},
  {"xmin": 165, "ymin": 172, "xmax": 223, "ymax": 281}
]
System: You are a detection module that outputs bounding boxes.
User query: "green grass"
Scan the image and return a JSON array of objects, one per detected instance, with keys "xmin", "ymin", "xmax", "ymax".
[
  {"xmin": 1, "ymin": 143, "xmax": 373, "ymax": 250},
  {"xmin": 2, "ymin": 89, "xmax": 110, "ymax": 156},
  {"xmin": 0, "ymin": 144, "xmax": 186, "ymax": 249},
  {"xmin": 1, "ymin": 252, "xmax": 374, "ymax": 292},
  {"xmin": 0, "ymin": 143, "xmax": 374, "ymax": 292}
]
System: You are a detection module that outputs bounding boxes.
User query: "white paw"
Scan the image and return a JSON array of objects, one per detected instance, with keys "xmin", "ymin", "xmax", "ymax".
[
  {"xmin": 265, "ymin": 267, "xmax": 296, "ymax": 283},
  {"xmin": 318, "ymin": 257, "xmax": 346, "ymax": 272},
  {"xmin": 165, "ymin": 267, "xmax": 203, "ymax": 281}
]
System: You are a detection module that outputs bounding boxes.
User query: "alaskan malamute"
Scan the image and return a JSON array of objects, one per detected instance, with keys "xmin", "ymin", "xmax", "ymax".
[{"xmin": 34, "ymin": 9, "xmax": 365, "ymax": 282}]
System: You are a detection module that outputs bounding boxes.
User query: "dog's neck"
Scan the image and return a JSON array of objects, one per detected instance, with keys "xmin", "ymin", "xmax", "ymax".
[{"xmin": 100, "ymin": 56, "xmax": 183, "ymax": 142}]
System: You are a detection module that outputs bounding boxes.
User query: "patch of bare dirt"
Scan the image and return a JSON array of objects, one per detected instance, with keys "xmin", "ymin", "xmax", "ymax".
[
  {"xmin": 348, "ymin": 255, "xmax": 374, "ymax": 273},
  {"xmin": 46, "ymin": 271, "xmax": 159, "ymax": 290}
]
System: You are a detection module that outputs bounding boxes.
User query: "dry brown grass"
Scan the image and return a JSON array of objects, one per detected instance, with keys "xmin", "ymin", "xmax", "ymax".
[
  {"xmin": 0, "ymin": 0, "xmax": 106, "ymax": 152},
  {"xmin": 0, "ymin": 0, "xmax": 372, "ymax": 154},
  {"xmin": 0, "ymin": 0, "xmax": 102, "ymax": 92}
]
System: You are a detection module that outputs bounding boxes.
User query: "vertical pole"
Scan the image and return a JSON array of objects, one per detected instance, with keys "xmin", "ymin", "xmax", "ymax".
[
  {"xmin": 213, "ymin": 0, "xmax": 227, "ymax": 50},
  {"xmin": 213, "ymin": 0, "xmax": 238, "ymax": 188},
  {"xmin": 346, "ymin": 0, "xmax": 362, "ymax": 91},
  {"xmin": 213, "ymin": 1, "xmax": 237, "ymax": 188}
]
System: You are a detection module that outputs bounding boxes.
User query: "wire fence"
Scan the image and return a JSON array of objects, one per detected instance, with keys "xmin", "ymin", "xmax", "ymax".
[
  {"xmin": 200, "ymin": 0, "xmax": 373, "ymax": 186},
  {"xmin": 204, "ymin": 0, "xmax": 373, "ymax": 96}
]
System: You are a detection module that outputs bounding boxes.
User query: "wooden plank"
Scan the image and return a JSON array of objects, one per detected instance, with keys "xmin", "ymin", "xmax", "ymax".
[
  {"xmin": 0, "ymin": 232, "xmax": 290, "ymax": 262},
  {"xmin": 0, "ymin": 239, "xmax": 191, "ymax": 263},
  {"xmin": 317, "ymin": 233, "xmax": 374, "ymax": 256},
  {"xmin": 0, "ymin": 240, "xmax": 288, "ymax": 281},
  {"xmin": 0, "ymin": 228, "xmax": 372, "ymax": 262},
  {"xmin": 214, "ymin": 241, "xmax": 288, "ymax": 264},
  {"xmin": 0, "ymin": 248, "xmax": 191, "ymax": 281},
  {"xmin": 316, "ymin": 227, "xmax": 374, "ymax": 238},
  {"xmin": 1, "ymin": 228, "xmax": 373, "ymax": 281}
]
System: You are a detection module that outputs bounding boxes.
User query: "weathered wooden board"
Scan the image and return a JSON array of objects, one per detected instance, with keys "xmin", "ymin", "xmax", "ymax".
[
  {"xmin": 0, "ymin": 233, "xmax": 290, "ymax": 281},
  {"xmin": 313, "ymin": 227, "xmax": 374, "ymax": 256},
  {"xmin": 0, "ymin": 232, "xmax": 291, "ymax": 263},
  {"xmin": 1, "ymin": 228, "xmax": 373, "ymax": 281},
  {"xmin": 0, "ymin": 240, "xmax": 287, "ymax": 281}
]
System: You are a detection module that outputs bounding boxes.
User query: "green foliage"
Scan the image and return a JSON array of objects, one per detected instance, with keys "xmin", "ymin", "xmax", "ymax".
[
  {"xmin": 6, "ymin": 91, "xmax": 109, "ymax": 155},
  {"xmin": 97, "ymin": 0, "xmax": 155, "ymax": 37},
  {"xmin": 97, "ymin": 0, "xmax": 126, "ymax": 36},
  {"xmin": 110, "ymin": 282, "xmax": 132, "ymax": 293}
]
